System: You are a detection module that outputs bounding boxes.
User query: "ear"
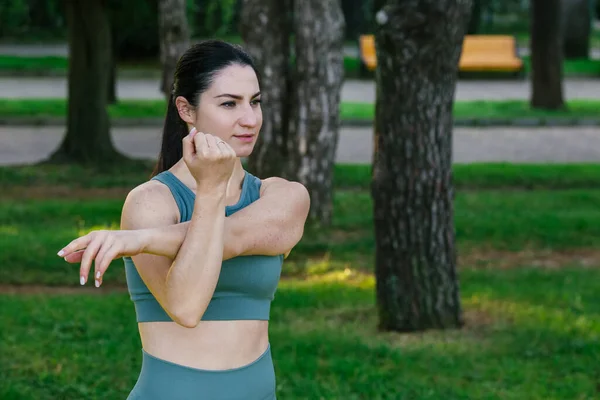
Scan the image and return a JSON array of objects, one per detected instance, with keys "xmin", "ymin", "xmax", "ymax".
[{"xmin": 175, "ymin": 96, "xmax": 196, "ymax": 124}]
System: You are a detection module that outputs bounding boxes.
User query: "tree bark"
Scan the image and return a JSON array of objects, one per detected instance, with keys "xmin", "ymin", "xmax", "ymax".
[
  {"xmin": 240, "ymin": 0, "xmax": 292, "ymax": 181},
  {"xmin": 158, "ymin": 0, "xmax": 191, "ymax": 99},
  {"xmin": 241, "ymin": 0, "xmax": 345, "ymax": 225},
  {"xmin": 291, "ymin": 0, "xmax": 345, "ymax": 224},
  {"xmin": 107, "ymin": 38, "xmax": 117, "ymax": 104},
  {"xmin": 561, "ymin": 0, "xmax": 591, "ymax": 59},
  {"xmin": 530, "ymin": 0, "xmax": 565, "ymax": 109},
  {"xmin": 372, "ymin": 0, "xmax": 469, "ymax": 332},
  {"xmin": 50, "ymin": 0, "xmax": 121, "ymax": 164}
]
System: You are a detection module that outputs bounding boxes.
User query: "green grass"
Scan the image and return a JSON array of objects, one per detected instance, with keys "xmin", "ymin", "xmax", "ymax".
[
  {"xmin": 3, "ymin": 52, "xmax": 600, "ymax": 78},
  {"xmin": 2, "ymin": 184, "xmax": 600, "ymax": 285},
  {"xmin": 0, "ymin": 55, "xmax": 69, "ymax": 71},
  {"xmin": 3, "ymin": 161, "xmax": 600, "ymax": 278},
  {"xmin": 1, "ymin": 267, "xmax": 599, "ymax": 399},
  {"xmin": 1, "ymin": 98, "xmax": 599, "ymax": 122},
  {"xmin": 2, "ymin": 159, "xmax": 600, "ymax": 398},
  {"xmin": 4, "ymin": 162, "xmax": 600, "ymax": 191}
]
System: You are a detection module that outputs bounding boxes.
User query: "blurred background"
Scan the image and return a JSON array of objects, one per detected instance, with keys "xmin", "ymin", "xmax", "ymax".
[{"xmin": 1, "ymin": 0, "xmax": 599, "ymax": 399}]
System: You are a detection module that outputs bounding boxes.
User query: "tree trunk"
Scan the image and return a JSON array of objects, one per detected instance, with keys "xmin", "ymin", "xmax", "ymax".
[
  {"xmin": 530, "ymin": 0, "xmax": 565, "ymax": 110},
  {"xmin": 467, "ymin": 0, "xmax": 482, "ymax": 34},
  {"xmin": 107, "ymin": 40, "xmax": 117, "ymax": 104},
  {"xmin": 50, "ymin": 0, "xmax": 121, "ymax": 164},
  {"xmin": 241, "ymin": 0, "xmax": 345, "ymax": 226},
  {"xmin": 240, "ymin": 0, "xmax": 292, "ymax": 181},
  {"xmin": 291, "ymin": 0, "xmax": 345, "ymax": 224},
  {"xmin": 372, "ymin": 0, "xmax": 469, "ymax": 332},
  {"xmin": 158, "ymin": 0, "xmax": 191, "ymax": 99},
  {"xmin": 562, "ymin": 0, "xmax": 591, "ymax": 59}
]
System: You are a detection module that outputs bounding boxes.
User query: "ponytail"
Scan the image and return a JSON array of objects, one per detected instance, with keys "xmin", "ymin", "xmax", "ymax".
[{"xmin": 151, "ymin": 93, "xmax": 189, "ymax": 177}]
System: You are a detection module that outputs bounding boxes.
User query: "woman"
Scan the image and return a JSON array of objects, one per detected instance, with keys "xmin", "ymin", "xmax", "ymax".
[{"xmin": 57, "ymin": 40, "xmax": 310, "ymax": 399}]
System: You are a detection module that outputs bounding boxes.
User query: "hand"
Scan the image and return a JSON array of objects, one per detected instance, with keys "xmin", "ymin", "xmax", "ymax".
[
  {"xmin": 57, "ymin": 229, "xmax": 147, "ymax": 287},
  {"xmin": 183, "ymin": 128, "xmax": 237, "ymax": 193}
]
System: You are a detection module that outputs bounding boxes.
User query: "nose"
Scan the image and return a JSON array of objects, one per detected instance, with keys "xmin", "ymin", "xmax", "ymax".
[{"xmin": 238, "ymin": 104, "xmax": 258, "ymax": 128}]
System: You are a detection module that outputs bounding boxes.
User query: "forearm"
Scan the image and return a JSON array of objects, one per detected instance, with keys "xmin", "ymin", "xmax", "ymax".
[
  {"xmin": 141, "ymin": 219, "xmax": 241, "ymax": 260},
  {"xmin": 141, "ymin": 180, "xmax": 308, "ymax": 261},
  {"xmin": 164, "ymin": 194, "xmax": 226, "ymax": 326},
  {"xmin": 140, "ymin": 209, "xmax": 291, "ymax": 260}
]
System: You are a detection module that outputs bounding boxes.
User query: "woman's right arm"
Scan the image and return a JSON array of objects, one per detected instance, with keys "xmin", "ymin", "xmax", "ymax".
[
  {"xmin": 120, "ymin": 130, "xmax": 236, "ymax": 328},
  {"xmin": 121, "ymin": 183, "xmax": 227, "ymax": 328}
]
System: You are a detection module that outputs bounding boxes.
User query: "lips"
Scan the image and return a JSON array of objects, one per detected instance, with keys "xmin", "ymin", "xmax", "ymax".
[{"xmin": 233, "ymin": 134, "xmax": 255, "ymax": 143}]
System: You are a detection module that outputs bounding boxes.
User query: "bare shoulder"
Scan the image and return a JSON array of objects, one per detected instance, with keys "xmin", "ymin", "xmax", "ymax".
[
  {"xmin": 260, "ymin": 177, "xmax": 309, "ymax": 199},
  {"xmin": 121, "ymin": 180, "xmax": 179, "ymax": 230},
  {"xmin": 259, "ymin": 177, "xmax": 310, "ymax": 212}
]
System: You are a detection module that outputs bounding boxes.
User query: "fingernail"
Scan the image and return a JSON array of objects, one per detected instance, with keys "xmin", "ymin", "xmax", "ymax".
[
  {"xmin": 95, "ymin": 280, "xmax": 100, "ymax": 288},
  {"xmin": 80, "ymin": 276, "xmax": 85, "ymax": 286},
  {"xmin": 57, "ymin": 250, "xmax": 65, "ymax": 257},
  {"xmin": 188, "ymin": 127, "xmax": 196, "ymax": 136},
  {"xmin": 96, "ymin": 271, "xmax": 101, "ymax": 279}
]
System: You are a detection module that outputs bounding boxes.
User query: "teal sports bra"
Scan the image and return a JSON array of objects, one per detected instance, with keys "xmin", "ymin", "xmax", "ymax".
[{"xmin": 123, "ymin": 170, "xmax": 283, "ymax": 322}]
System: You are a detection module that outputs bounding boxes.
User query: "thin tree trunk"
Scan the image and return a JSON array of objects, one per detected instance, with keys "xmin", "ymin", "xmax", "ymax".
[
  {"xmin": 467, "ymin": 0, "xmax": 482, "ymax": 34},
  {"xmin": 240, "ymin": 0, "xmax": 292, "ymax": 180},
  {"xmin": 158, "ymin": 0, "xmax": 191, "ymax": 99},
  {"xmin": 50, "ymin": 0, "xmax": 121, "ymax": 164},
  {"xmin": 530, "ymin": 0, "xmax": 565, "ymax": 109},
  {"xmin": 107, "ymin": 38, "xmax": 117, "ymax": 104},
  {"xmin": 372, "ymin": 0, "xmax": 469, "ymax": 332},
  {"xmin": 562, "ymin": 0, "xmax": 591, "ymax": 59},
  {"xmin": 291, "ymin": 0, "xmax": 345, "ymax": 224}
]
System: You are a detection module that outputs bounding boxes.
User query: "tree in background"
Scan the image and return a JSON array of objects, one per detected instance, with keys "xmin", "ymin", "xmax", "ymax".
[
  {"xmin": 530, "ymin": 0, "xmax": 565, "ymax": 110},
  {"xmin": 371, "ymin": 0, "xmax": 470, "ymax": 332},
  {"xmin": 467, "ymin": 0, "xmax": 482, "ymax": 34},
  {"xmin": 49, "ymin": 0, "xmax": 123, "ymax": 164},
  {"xmin": 240, "ymin": 0, "xmax": 345, "ymax": 225},
  {"xmin": 562, "ymin": 0, "xmax": 592, "ymax": 59},
  {"xmin": 158, "ymin": 0, "xmax": 191, "ymax": 99}
]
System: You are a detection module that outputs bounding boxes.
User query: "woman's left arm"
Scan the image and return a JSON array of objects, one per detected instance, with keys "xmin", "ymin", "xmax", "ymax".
[
  {"xmin": 59, "ymin": 178, "xmax": 310, "ymax": 280},
  {"xmin": 225, "ymin": 177, "xmax": 310, "ymax": 258}
]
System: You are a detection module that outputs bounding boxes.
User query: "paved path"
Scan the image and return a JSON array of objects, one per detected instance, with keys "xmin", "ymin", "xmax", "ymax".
[
  {"xmin": 2, "ymin": 76, "xmax": 600, "ymax": 103},
  {"xmin": 2, "ymin": 125, "xmax": 599, "ymax": 166}
]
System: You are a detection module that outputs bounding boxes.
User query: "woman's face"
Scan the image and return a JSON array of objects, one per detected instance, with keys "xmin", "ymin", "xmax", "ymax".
[{"xmin": 179, "ymin": 64, "xmax": 262, "ymax": 158}]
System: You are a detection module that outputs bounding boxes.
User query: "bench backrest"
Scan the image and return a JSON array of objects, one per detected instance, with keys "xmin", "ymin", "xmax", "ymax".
[
  {"xmin": 359, "ymin": 35, "xmax": 376, "ymax": 59},
  {"xmin": 461, "ymin": 35, "xmax": 517, "ymax": 56}
]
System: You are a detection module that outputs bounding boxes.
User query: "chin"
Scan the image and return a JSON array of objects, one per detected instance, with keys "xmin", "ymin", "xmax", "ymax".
[{"xmin": 234, "ymin": 144, "xmax": 256, "ymax": 158}]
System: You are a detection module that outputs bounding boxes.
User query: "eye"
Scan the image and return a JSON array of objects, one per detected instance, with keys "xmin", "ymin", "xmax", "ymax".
[
  {"xmin": 251, "ymin": 98, "xmax": 262, "ymax": 106},
  {"xmin": 221, "ymin": 101, "xmax": 236, "ymax": 108}
]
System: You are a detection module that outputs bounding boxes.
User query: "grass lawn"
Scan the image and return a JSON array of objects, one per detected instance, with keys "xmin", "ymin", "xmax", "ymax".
[
  {"xmin": 2, "ymin": 53, "xmax": 600, "ymax": 78},
  {"xmin": 1, "ymin": 98, "xmax": 599, "ymax": 122},
  {"xmin": 2, "ymin": 267, "xmax": 599, "ymax": 399},
  {"xmin": 1, "ymin": 162, "xmax": 600, "ymax": 398}
]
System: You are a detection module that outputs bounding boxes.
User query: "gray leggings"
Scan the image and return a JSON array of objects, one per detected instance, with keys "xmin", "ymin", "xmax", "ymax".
[{"xmin": 127, "ymin": 345, "xmax": 276, "ymax": 400}]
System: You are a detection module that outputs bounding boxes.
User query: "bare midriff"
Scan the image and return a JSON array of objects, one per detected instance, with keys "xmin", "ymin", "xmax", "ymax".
[{"xmin": 138, "ymin": 320, "xmax": 269, "ymax": 370}]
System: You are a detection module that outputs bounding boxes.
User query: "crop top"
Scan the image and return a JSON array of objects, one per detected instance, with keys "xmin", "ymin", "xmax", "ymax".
[{"xmin": 123, "ymin": 170, "xmax": 283, "ymax": 322}]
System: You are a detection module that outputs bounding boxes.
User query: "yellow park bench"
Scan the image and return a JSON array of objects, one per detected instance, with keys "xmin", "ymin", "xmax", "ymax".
[
  {"xmin": 358, "ymin": 35, "xmax": 377, "ymax": 72},
  {"xmin": 358, "ymin": 34, "xmax": 524, "ymax": 75}
]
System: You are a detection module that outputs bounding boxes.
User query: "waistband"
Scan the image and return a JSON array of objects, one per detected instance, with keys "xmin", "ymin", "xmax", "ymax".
[
  {"xmin": 141, "ymin": 344, "xmax": 271, "ymax": 374},
  {"xmin": 128, "ymin": 344, "xmax": 276, "ymax": 399}
]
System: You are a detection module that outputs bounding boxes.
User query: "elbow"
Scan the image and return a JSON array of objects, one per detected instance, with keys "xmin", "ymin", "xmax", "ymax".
[
  {"xmin": 175, "ymin": 315, "xmax": 200, "ymax": 329},
  {"xmin": 173, "ymin": 311, "xmax": 201, "ymax": 329},
  {"xmin": 168, "ymin": 304, "xmax": 204, "ymax": 328}
]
